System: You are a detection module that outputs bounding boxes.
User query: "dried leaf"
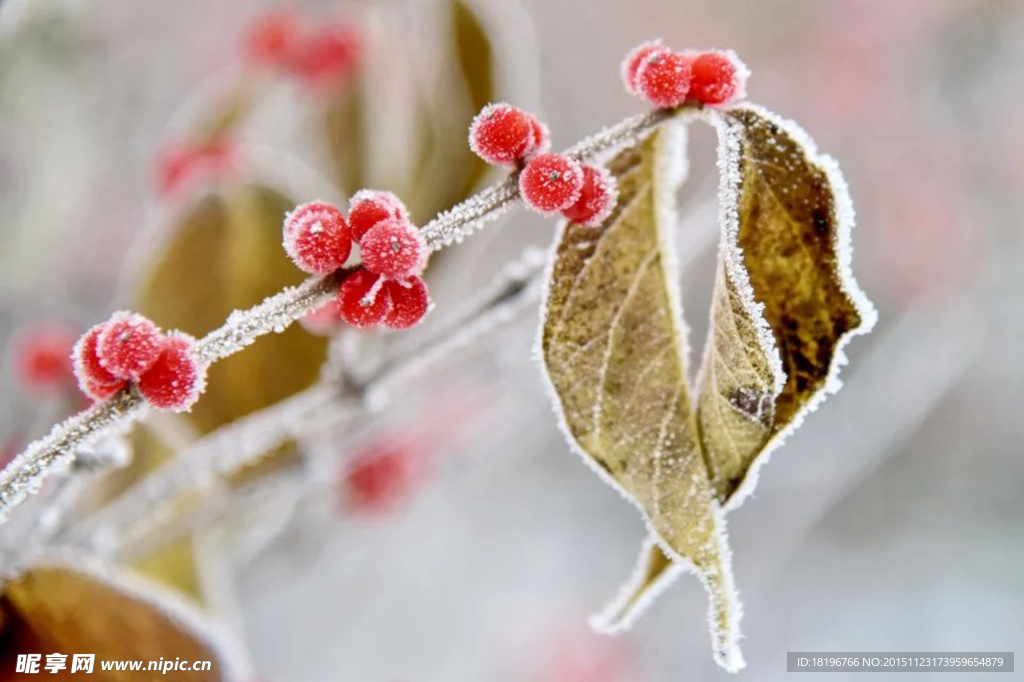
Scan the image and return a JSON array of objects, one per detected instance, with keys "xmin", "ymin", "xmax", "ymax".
[
  {"xmin": 590, "ymin": 105, "xmax": 876, "ymax": 648},
  {"xmin": 698, "ymin": 104, "xmax": 876, "ymax": 504},
  {"xmin": 0, "ymin": 559, "xmax": 246, "ymax": 680},
  {"xmin": 540, "ymin": 120, "xmax": 744, "ymax": 671},
  {"xmin": 138, "ymin": 183, "xmax": 328, "ymax": 433}
]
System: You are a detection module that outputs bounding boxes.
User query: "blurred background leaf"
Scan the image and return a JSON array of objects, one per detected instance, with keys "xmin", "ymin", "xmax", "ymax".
[
  {"xmin": 137, "ymin": 183, "xmax": 327, "ymax": 433},
  {"xmin": 0, "ymin": 564, "xmax": 236, "ymax": 680}
]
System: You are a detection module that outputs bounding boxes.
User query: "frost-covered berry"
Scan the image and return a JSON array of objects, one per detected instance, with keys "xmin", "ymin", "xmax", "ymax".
[
  {"xmin": 72, "ymin": 324, "xmax": 127, "ymax": 400},
  {"xmin": 635, "ymin": 50, "xmax": 693, "ymax": 108},
  {"xmin": 621, "ymin": 39, "xmax": 668, "ymax": 96},
  {"xmin": 283, "ymin": 201, "xmax": 352, "ymax": 274},
  {"xmin": 96, "ymin": 312, "xmax": 164, "ymax": 381},
  {"xmin": 519, "ymin": 153, "xmax": 585, "ymax": 214},
  {"xmin": 525, "ymin": 114, "xmax": 551, "ymax": 156},
  {"xmin": 137, "ymin": 333, "xmax": 207, "ymax": 412},
  {"xmin": 384, "ymin": 276, "xmax": 429, "ymax": 330},
  {"xmin": 469, "ymin": 103, "xmax": 536, "ymax": 166},
  {"xmin": 338, "ymin": 269, "xmax": 389, "ymax": 328},
  {"xmin": 347, "ymin": 189, "xmax": 409, "ymax": 242},
  {"xmin": 11, "ymin": 324, "xmax": 76, "ymax": 391},
  {"xmin": 359, "ymin": 218, "xmax": 425, "ymax": 279},
  {"xmin": 82, "ymin": 378, "xmax": 127, "ymax": 402},
  {"xmin": 689, "ymin": 50, "xmax": 746, "ymax": 105},
  {"xmin": 561, "ymin": 165, "xmax": 617, "ymax": 227}
]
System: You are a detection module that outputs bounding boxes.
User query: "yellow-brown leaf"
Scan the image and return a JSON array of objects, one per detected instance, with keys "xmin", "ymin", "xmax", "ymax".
[{"xmin": 540, "ymin": 120, "xmax": 743, "ymax": 670}]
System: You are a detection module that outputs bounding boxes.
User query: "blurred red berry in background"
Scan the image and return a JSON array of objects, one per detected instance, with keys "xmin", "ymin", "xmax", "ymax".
[
  {"xmin": 289, "ymin": 25, "xmax": 361, "ymax": 88},
  {"xmin": 301, "ymin": 299, "xmax": 345, "ymax": 335},
  {"xmin": 156, "ymin": 140, "xmax": 235, "ymax": 196},
  {"xmin": 244, "ymin": 11, "xmax": 299, "ymax": 66},
  {"xmin": 10, "ymin": 323, "xmax": 76, "ymax": 392},
  {"xmin": 342, "ymin": 439, "xmax": 423, "ymax": 515}
]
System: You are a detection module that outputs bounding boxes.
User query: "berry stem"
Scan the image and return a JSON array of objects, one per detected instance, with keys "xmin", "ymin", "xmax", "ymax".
[{"xmin": 0, "ymin": 105, "xmax": 693, "ymax": 528}]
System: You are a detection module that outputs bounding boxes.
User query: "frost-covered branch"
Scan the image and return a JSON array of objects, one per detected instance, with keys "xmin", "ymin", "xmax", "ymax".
[
  {"xmin": 0, "ymin": 106, "xmax": 687, "ymax": 527},
  {"xmin": 0, "ymin": 391, "xmax": 144, "ymax": 524},
  {"xmin": 62, "ymin": 246, "xmax": 549, "ymax": 551}
]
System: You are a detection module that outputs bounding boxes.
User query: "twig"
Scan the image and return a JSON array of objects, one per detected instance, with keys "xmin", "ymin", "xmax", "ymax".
[
  {"xmin": 0, "ymin": 391, "xmax": 144, "ymax": 523},
  {"xmin": 62, "ymin": 246, "xmax": 550, "ymax": 550},
  {"xmin": 0, "ymin": 106, "xmax": 688, "ymax": 526}
]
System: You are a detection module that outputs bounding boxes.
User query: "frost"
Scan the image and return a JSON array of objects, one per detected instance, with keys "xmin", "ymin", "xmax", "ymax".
[
  {"xmin": 590, "ymin": 534, "xmax": 684, "ymax": 634},
  {"xmin": 702, "ymin": 110, "xmax": 786, "ymax": 397}
]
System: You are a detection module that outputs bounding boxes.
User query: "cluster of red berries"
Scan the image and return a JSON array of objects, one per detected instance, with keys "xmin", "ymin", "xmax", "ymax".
[
  {"xmin": 621, "ymin": 41, "xmax": 748, "ymax": 109},
  {"xmin": 283, "ymin": 192, "xmax": 429, "ymax": 331},
  {"xmin": 469, "ymin": 104, "xmax": 618, "ymax": 227},
  {"xmin": 244, "ymin": 12, "xmax": 360, "ymax": 87},
  {"xmin": 72, "ymin": 313, "xmax": 207, "ymax": 412}
]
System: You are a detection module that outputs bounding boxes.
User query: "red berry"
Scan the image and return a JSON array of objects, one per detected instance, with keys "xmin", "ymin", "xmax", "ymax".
[
  {"xmin": 11, "ymin": 324, "xmax": 76, "ymax": 391},
  {"xmin": 244, "ymin": 11, "xmax": 298, "ymax": 66},
  {"xmin": 72, "ymin": 324, "xmax": 126, "ymax": 400},
  {"xmin": 384, "ymin": 277, "xmax": 429, "ymax": 330},
  {"xmin": 525, "ymin": 114, "xmax": 551, "ymax": 156},
  {"xmin": 519, "ymin": 153, "xmax": 585, "ymax": 214},
  {"xmin": 689, "ymin": 50, "xmax": 745, "ymax": 105},
  {"xmin": 137, "ymin": 333, "xmax": 207, "ymax": 412},
  {"xmin": 621, "ymin": 40, "xmax": 668, "ymax": 96},
  {"xmin": 359, "ymin": 218, "xmax": 425, "ymax": 279},
  {"xmin": 289, "ymin": 24, "xmax": 360, "ymax": 86},
  {"xmin": 347, "ymin": 189, "xmax": 409, "ymax": 242},
  {"xmin": 96, "ymin": 312, "xmax": 164, "ymax": 381},
  {"xmin": 300, "ymin": 299, "xmax": 345, "ymax": 335},
  {"xmin": 83, "ymin": 378, "xmax": 126, "ymax": 402},
  {"xmin": 469, "ymin": 103, "xmax": 536, "ymax": 166},
  {"xmin": 283, "ymin": 201, "xmax": 352, "ymax": 274},
  {"xmin": 338, "ymin": 269, "xmax": 389, "ymax": 328},
  {"xmin": 635, "ymin": 50, "xmax": 693, "ymax": 108},
  {"xmin": 561, "ymin": 165, "xmax": 618, "ymax": 227},
  {"xmin": 342, "ymin": 440, "xmax": 420, "ymax": 514}
]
